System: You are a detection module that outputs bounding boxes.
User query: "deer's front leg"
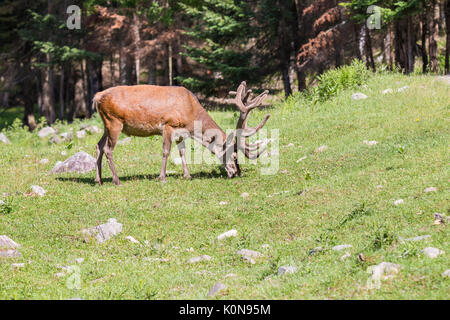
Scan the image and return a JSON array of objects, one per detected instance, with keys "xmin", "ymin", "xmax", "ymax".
[
  {"xmin": 177, "ymin": 139, "xmax": 191, "ymax": 179},
  {"xmin": 159, "ymin": 126, "xmax": 173, "ymax": 183}
]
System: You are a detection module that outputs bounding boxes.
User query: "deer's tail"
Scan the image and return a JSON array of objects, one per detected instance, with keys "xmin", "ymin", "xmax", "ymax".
[{"xmin": 92, "ymin": 92, "xmax": 104, "ymax": 113}]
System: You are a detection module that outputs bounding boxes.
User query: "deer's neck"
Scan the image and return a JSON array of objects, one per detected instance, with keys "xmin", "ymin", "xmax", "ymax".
[{"xmin": 193, "ymin": 109, "xmax": 227, "ymax": 157}]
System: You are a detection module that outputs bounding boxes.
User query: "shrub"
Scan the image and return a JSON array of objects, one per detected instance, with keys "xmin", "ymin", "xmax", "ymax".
[{"xmin": 315, "ymin": 59, "xmax": 370, "ymax": 102}]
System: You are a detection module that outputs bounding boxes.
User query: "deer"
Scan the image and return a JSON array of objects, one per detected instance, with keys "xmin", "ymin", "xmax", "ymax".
[{"xmin": 92, "ymin": 81, "xmax": 270, "ymax": 185}]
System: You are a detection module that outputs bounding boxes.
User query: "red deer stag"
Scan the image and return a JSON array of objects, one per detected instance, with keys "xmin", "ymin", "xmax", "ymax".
[{"xmin": 92, "ymin": 81, "xmax": 270, "ymax": 185}]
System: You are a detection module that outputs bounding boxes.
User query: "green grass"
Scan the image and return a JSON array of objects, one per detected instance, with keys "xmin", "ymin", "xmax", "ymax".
[{"xmin": 0, "ymin": 73, "xmax": 449, "ymax": 299}]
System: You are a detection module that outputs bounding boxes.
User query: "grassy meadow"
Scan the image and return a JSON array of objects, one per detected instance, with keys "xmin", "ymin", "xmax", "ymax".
[{"xmin": 0, "ymin": 72, "xmax": 449, "ymax": 299}]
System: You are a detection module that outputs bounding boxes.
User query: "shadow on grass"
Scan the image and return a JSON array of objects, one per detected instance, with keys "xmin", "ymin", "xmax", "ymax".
[{"xmin": 55, "ymin": 169, "xmax": 227, "ymax": 185}]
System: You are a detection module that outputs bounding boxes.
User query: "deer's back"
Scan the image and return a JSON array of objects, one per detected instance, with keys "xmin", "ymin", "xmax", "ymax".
[{"xmin": 95, "ymin": 85, "xmax": 200, "ymax": 137}]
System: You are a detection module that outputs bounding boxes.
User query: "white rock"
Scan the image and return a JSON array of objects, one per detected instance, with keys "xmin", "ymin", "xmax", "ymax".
[
  {"xmin": 0, "ymin": 200, "xmax": 4, "ymax": 205},
  {"xmin": 240, "ymin": 192, "xmax": 249, "ymax": 198},
  {"xmin": 382, "ymin": 88, "xmax": 393, "ymax": 94},
  {"xmin": 242, "ymin": 256, "xmax": 256, "ymax": 264},
  {"xmin": 314, "ymin": 145, "xmax": 328, "ymax": 153},
  {"xmin": 351, "ymin": 93, "xmax": 368, "ymax": 100},
  {"xmin": 61, "ymin": 151, "xmax": 67, "ymax": 156},
  {"xmin": 0, "ymin": 249, "xmax": 21, "ymax": 258},
  {"xmin": 0, "ymin": 133, "xmax": 11, "ymax": 144},
  {"xmin": 219, "ymin": 201, "xmax": 228, "ymax": 206},
  {"xmin": 340, "ymin": 252, "xmax": 351, "ymax": 261},
  {"xmin": 76, "ymin": 130, "xmax": 86, "ymax": 139},
  {"xmin": 399, "ymin": 235, "xmax": 431, "ymax": 242},
  {"xmin": 367, "ymin": 262, "xmax": 401, "ymax": 282},
  {"xmin": 217, "ymin": 229, "xmax": 237, "ymax": 241},
  {"xmin": 85, "ymin": 125, "xmax": 101, "ymax": 134},
  {"xmin": 125, "ymin": 236, "xmax": 140, "ymax": 244},
  {"xmin": 0, "ymin": 235, "xmax": 20, "ymax": 248},
  {"xmin": 224, "ymin": 273, "xmax": 237, "ymax": 278},
  {"xmin": 397, "ymin": 86, "xmax": 409, "ymax": 92},
  {"xmin": 39, "ymin": 158, "xmax": 50, "ymax": 164},
  {"xmin": 424, "ymin": 187, "xmax": 437, "ymax": 193},
  {"xmin": 81, "ymin": 218, "xmax": 123, "ymax": 243},
  {"xmin": 278, "ymin": 266, "xmax": 297, "ymax": 275},
  {"xmin": 296, "ymin": 155, "xmax": 307, "ymax": 163},
  {"xmin": 12, "ymin": 263, "xmax": 25, "ymax": 268},
  {"xmin": 60, "ymin": 132, "xmax": 73, "ymax": 142},
  {"xmin": 286, "ymin": 143, "xmax": 294, "ymax": 147},
  {"xmin": 51, "ymin": 151, "xmax": 97, "ymax": 174},
  {"xmin": 363, "ymin": 140, "xmax": 377, "ymax": 146},
  {"xmin": 442, "ymin": 270, "xmax": 450, "ymax": 278},
  {"xmin": 394, "ymin": 199, "xmax": 404, "ymax": 206},
  {"xmin": 236, "ymin": 249, "xmax": 263, "ymax": 258},
  {"xmin": 188, "ymin": 255, "xmax": 211, "ymax": 264},
  {"xmin": 261, "ymin": 244, "xmax": 270, "ymax": 249},
  {"xmin": 75, "ymin": 258, "xmax": 84, "ymax": 264},
  {"xmin": 422, "ymin": 247, "xmax": 444, "ymax": 259},
  {"xmin": 38, "ymin": 127, "xmax": 56, "ymax": 138},
  {"xmin": 332, "ymin": 244, "xmax": 352, "ymax": 251},
  {"xmin": 207, "ymin": 282, "xmax": 226, "ymax": 297},
  {"xmin": 31, "ymin": 185, "xmax": 46, "ymax": 197}
]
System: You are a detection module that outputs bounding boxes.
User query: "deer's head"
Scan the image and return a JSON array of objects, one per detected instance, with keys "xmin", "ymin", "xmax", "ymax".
[{"xmin": 220, "ymin": 81, "xmax": 271, "ymax": 178}]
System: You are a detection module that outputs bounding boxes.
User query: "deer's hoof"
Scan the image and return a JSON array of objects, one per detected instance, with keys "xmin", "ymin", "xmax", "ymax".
[
  {"xmin": 113, "ymin": 180, "xmax": 122, "ymax": 186},
  {"xmin": 158, "ymin": 176, "xmax": 167, "ymax": 183},
  {"xmin": 95, "ymin": 178, "xmax": 103, "ymax": 185},
  {"xmin": 183, "ymin": 174, "xmax": 192, "ymax": 180}
]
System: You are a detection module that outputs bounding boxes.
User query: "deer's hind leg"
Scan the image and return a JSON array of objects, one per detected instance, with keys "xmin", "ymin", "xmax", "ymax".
[
  {"xmin": 95, "ymin": 132, "xmax": 108, "ymax": 185},
  {"xmin": 104, "ymin": 121, "xmax": 123, "ymax": 186}
]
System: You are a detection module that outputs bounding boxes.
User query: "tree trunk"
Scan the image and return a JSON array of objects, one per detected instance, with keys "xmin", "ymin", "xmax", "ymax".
[
  {"xmin": 383, "ymin": 27, "xmax": 394, "ymax": 70},
  {"xmin": 445, "ymin": 0, "xmax": 450, "ymax": 74},
  {"xmin": 132, "ymin": 12, "xmax": 141, "ymax": 85},
  {"xmin": 41, "ymin": 54, "xmax": 56, "ymax": 124},
  {"xmin": 394, "ymin": 19, "xmax": 407, "ymax": 72},
  {"xmin": 59, "ymin": 69, "xmax": 64, "ymax": 120},
  {"xmin": 74, "ymin": 63, "xmax": 87, "ymax": 119},
  {"xmin": 148, "ymin": 61, "xmax": 157, "ymax": 84},
  {"xmin": 406, "ymin": 16, "xmax": 415, "ymax": 74},
  {"xmin": 421, "ymin": 10, "xmax": 429, "ymax": 73},
  {"xmin": 429, "ymin": 0, "xmax": 440, "ymax": 73},
  {"xmin": 365, "ymin": 27, "xmax": 376, "ymax": 72}
]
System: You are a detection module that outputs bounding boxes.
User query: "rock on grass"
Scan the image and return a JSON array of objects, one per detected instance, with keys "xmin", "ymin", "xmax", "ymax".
[
  {"xmin": 188, "ymin": 255, "xmax": 211, "ymax": 264},
  {"xmin": 38, "ymin": 127, "xmax": 56, "ymax": 138},
  {"xmin": 207, "ymin": 282, "xmax": 226, "ymax": 297},
  {"xmin": 236, "ymin": 249, "xmax": 263, "ymax": 259},
  {"xmin": 424, "ymin": 187, "xmax": 437, "ymax": 193},
  {"xmin": 367, "ymin": 262, "xmax": 401, "ymax": 282},
  {"xmin": 351, "ymin": 93, "xmax": 368, "ymax": 100},
  {"xmin": 0, "ymin": 133, "xmax": 11, "ymax": 144},
  {"xmin": 0, "ymin": 235, "xmax": 21, "ymax": 258},
  {"xmin": 51, "ymin": 152, "xmax": 96, "ymax": 174},
  {"xmin": 81, "ymin": 218, "xmax": 123, "ymax": 243},
  {"xmin": 217, "ymin": 229, "xmax": 237, "ymax": 241},
  {"xmin": 422, "ymin": 247, "xmax": 444, "ymax": 259},
  {"xmin": 278, "ymin": 266, "xmax": 297, "ymax": 276},
  {"xmin": 31, "ymin": 185, "xmax": 46, "ymax": 197},
  {"xmin": 332, "ymin": 244, "xmax": 352, "ymax": 251}
]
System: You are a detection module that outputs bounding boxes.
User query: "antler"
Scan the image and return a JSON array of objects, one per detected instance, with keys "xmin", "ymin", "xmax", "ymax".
[{"xmin": 229, "ymin": 81, "xmax": 270, "ymax": 159}]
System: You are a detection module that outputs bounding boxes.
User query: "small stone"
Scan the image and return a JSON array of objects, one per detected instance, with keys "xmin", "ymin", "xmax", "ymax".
[
  {"xmin": 397, "ymin": 86, "xmax": 409, "ymax": 92},
  {"xmin": 286, "ymin": 143, "xmax": 294, "ymax": 147},
  {"xmin": 296, "ymin": 155, "xmax": 307, "ymax": 163},
  {"xmin": 351, "ymin": 92, "xmax": 368, "ymax": 100},
  {"xmin": 217, "ymin": 229, "xmax": 237, "ymax": 241},
  {"xmin": 60, "ymin": 132, "xmax": 73, "ymax": 142},
  {"xmin": 261, "ymin": 244, "xmax": 270, "ymax": 249},
  {"xmin": 39, "ymin": 158, "xmax": 50, "ymax": 164},
  {"xmin": 188, "ymin": 255, "xmax": 211, "ymax": 264},
  {"xmin": 75, "ymin": 258, "xmax": 84, "ymax": 264},
  {"xmin": 376, "ymin": 185, "xmax": 383, "ymax": 189},
  {"xmin": 382, "ymin": 88, "xmax": 393, "ymax": 94},
  {"xmin": 117, "ymin": 137, "xmax": 132, "ymax": 145},
  {"xmin": 219, "ymin": 201, "xmax": 228, "ymax": 206},
  {"xmin": 0, "ymin": 235, "xmax": 20, "ymax": 248},
  {"xmin": 422, "ymin": 247, "xmax": 444, "ymax": 259},
  {"xmin": 424, "ymin": 187, "xmax": 437, "ymax": 193},
  {"xmin": 314, "ymin": 145, "xmax": 328, "ymax": 153},
  {"xmin": 278, "ymin": 266, "xmax": 297, "ymax": 275},
  {"xmin": 367, "ymin": 262, "xmax": 401, "ymax": 281},
  {"xmin": 236, "ymin": 249, "xmax": 263, "ymax": 259},
  {"xmin": 85, "ymin": 125, "xmax": 101, "ymax": 134},
  {"xmin": 49, "ymin": 135, "xmax": 63, "ymax": 144},
  {"xmin": 38, "ymin": 127, "xmax": 56, "ymax": 138},
  {"xmin": 0, "ymin": 133, "xmax": 11, "ymax": 144},
  {"xmin": 433, "ymin": 213, "xmax": 447, "ymax": 225},
  {"xmin": 242, "ymin": 256, "xmax": 255, "ymax": 264},
  {"xmin": 0, "ymin": 249, "xmax": 21, "ymax": 258},
  {"xmin": 31, "ymin": 185, "xmax": 46, "ymax": 197},
  {"xmin": 399, "ymin": 235, "xmax": 431, "ymax": 242},
  {"xmin": 224, "ymin": 273, "xmax": 237, "ymax": 278},
  {"xmin": 207, "ymin": 282, "xmax": 226, "ymax": 297},
  {"xmin": 332, "ymin": 244, "xmax": 352, "ymax": 251},
  {"xmin": 240, "ymin": 192, "xmax": 249, "ymax": 198},
  {"xmin": 12, "ymin": 263, "xmax": 25, "ymax": 268},
  {"xmin": 51, "ymin": 151, "xmax": 97, "ymax": 174},
  {"xmin": 76, "ymin": 130, "xmax": 86, "ymax": 139},
  {"xmin": 363, "ymin": 140, "xmax": 377, "ymax": 146},
  {"xmin": 340, "ymin": 252, "xmax": 351, "ymax": 261},
  {"xmin": 394, "ymin": 199, "xmax": 404, "ymax": 206},
  {"xmin": 81, "ymin": 218, "xmax": 123, "ymax": 243},
  {"xmin": 125, "ymin": 236, "xmax": 140, "ymax": 244},
  {"xmin": 441, "ymin": 270, "xmax": 450, "ymax": 278}
]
